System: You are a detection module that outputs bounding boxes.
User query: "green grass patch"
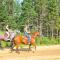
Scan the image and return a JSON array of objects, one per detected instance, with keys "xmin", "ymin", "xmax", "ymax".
[
  {"xmin": 1, "ymin": 41, "xmax": 6, "ymax": 48},
  {"xmin": 35, "ymin": 37, "xmax": 60, "ymax": 46},
  {"xmin": 0, "ymin": 30, "xmax": 4, "ymax": 35}
]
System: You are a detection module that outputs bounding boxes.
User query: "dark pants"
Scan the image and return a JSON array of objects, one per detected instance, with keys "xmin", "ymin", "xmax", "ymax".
[
  {"xmin": 10, "ymin": 37, "xmax": 15, "ymax": 49},
  {"xmin": 24, "ymin": 32, "xmax": 31, "ymax": 43}
]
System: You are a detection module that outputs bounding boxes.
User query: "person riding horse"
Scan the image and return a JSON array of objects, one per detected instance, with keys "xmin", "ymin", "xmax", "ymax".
[
  {"xmin": 5, "ymin": 25, "xmax": 16, "ymax": 41},
  {"xmin": 4, "ymin": 25, "xmax": 10, "ymax": 41},
  {"xmin": 5, "ymin": 25, "xmax": 16, "ymax": 48},
  {"xmin": 4, "ymin": 29, "xmax": 10, "ymax": 41},
  {"xmin": 24, "ymin": 25, "xmax": 31, "ymax": 44}
]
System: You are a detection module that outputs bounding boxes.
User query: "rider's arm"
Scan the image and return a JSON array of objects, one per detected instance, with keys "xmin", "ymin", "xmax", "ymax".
[
  {"xmin": 6, "ymin": 25, "xmax": 9, "ymax": 31},
  {"xmin": 24, "ymin": 26, "xmax": 30, "ymax": 33}
]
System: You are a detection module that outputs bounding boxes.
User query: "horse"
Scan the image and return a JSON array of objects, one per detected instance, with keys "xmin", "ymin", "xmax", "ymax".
[{"xmin": 11, "ymin": 32, "xmax": 40, "ymax": 53}]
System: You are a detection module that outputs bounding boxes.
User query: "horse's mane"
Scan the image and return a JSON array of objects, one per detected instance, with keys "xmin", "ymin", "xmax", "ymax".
[
  {"xmin": 31, "ymin": 32, "xmax": 39, "ymax": 38},
  {"xmin": 33, "ymin": 32, "xmax": 39, "ymax": 35}
]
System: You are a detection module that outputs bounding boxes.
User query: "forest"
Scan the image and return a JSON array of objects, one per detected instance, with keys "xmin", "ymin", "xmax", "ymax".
[{"xmin": 0, "ymin": 0, "xmax": 60, "ymax": 46}]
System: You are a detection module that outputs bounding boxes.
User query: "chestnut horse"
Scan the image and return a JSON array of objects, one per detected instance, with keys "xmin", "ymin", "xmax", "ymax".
[{"xmin": 11, "ymin": 32, "xmax": 39, "ymax": 53}]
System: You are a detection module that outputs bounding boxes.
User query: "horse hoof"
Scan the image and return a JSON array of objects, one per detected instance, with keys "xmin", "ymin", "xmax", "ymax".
[
  {"xmin": 10, "ymin": 50, "xmax": 13, "ymax": 53},
  {"xmin": 32, "ymin": 49, "xmax": 35, "ymax": 53},
  {"xmin": 16, "ymin": 51, "xmax": 20, "ymax": 54}
]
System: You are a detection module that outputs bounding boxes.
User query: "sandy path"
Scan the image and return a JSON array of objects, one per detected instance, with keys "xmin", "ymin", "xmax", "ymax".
[{"xmin": 0, "ymin": 45, "xmax": 60, "ymax": 60}]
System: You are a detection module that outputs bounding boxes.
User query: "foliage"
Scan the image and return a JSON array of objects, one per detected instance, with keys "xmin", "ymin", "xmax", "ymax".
[
  {"xmin": 35, "ymin": 36, "xmax": 60, "ymax": 46},
  {"xmin": 35, "ymin": 37, "xmax": 41, "ymax": 45},
  {"xmin": 0, "ymin": 41, "xmax": 11, "ymax": 48},
  {"xmin": 1, "ymin": 41, "xmax": 6, "ymax": 48}
]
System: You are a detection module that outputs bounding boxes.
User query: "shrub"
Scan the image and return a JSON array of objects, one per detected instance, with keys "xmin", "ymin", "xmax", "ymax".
[
  {"xmin": 6, "ymin": 41, "xmax": 11, "ymax": 47},
  {"xmin": 1, "ymin": 41, "xmax": 6, "ymax": 48},
  {"xmin": 35, "ymin": 37, "xmax": 41, "ymax": 45},
  {"xmin": 41, "ymin": 37, "xmax": 50, "ymax": 45}
]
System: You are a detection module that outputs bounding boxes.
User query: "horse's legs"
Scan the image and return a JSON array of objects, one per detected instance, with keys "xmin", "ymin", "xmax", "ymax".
[
  {"xmin": 34, "ymin": 43, "xmax": 36, "ymax": 51},
  {"xmin": 0, "ymin": 40, "xmax": 1, "ymax": 47},
  {"xmin": 10, "ymin": 41, "xmax": 14, "ymax": 52},
  {"xmin": 16, "ymin": 44, "xmax": 20, "ymax": 54},
  {"xmin": 0, "ymin": 40, "xmax": 2, "ymax": 49},
  {"xmin": 33, "ymin": 43, "xmax": 36, "ymax": 51},
  {"xmin": 29, "ymin": 44, "xmax": 31, "ymax": 51}
]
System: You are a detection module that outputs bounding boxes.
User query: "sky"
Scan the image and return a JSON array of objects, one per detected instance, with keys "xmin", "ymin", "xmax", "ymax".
[
  {"xmin": 14, "ymin": 0, "xmax": 23, "ymax": 4},
  {"xmin": 16, "ymin": 0, "xmax": 23, "ymax": 4}
]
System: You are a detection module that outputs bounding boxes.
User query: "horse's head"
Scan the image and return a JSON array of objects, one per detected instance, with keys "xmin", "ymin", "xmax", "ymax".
[{"xmin": 33, "ymin": 32, "xmax": 40, "ymax": 37}]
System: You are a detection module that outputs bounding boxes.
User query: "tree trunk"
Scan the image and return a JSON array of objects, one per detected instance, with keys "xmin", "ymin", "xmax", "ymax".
[
  {"xmin": 47, "ymin": 26, "xmax": 49, "ymax": 37},
  {"xmin": 39, "ymin": 22, "xmax": 42, "ymax": 36},
  {"xmin": 8, "ymin": 0, "xmax": 13, "ymax": 16},
  {"xmin": 51, "ymin": 28, "xmax": 54, "ymax": 38},
  {"xmin": 56, "ymin": 29, "xmax": 58, "ymax": 38}
]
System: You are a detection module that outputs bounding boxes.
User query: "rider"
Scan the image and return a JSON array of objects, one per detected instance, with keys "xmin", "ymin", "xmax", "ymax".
[
  {"xmin": 24, "ymin": 25, "xmax": 31, "ymax": 44},
  {"xmin": 5, "ymin": 25, "xmax": 15, "ymax": 41},
  {"xmin": 5, "ymin": 25, "xmax": 16, "ymax": 48},
  {"xmin": 4, "ymin": 25, "xmax": 10, "ymax": 41}
]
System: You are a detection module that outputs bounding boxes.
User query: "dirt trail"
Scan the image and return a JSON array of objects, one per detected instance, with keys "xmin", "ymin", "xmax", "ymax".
[{"xmin": 0, "ymin": 45, "xmax": 60, "ymax": 60}]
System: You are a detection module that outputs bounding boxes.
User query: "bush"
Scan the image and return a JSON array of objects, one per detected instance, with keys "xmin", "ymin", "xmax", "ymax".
[
  {"xmin": 1, "ymin": 41, "xmax": 6, "ymax": 48},
  {"xmin": 50, "ymin": 38, "xmax": 57, "ymax": 44},
  {"xmin": 0, "ymin": 30, "xmax": 4, "ymax": 35},
  {"xmin": 41, "ymin": 37, "xmax": 60, "ymax": 45},
  {"xmin": 6, "ymin": 41, "xmax": 11, "ymax": 47},
  {"xmin": 55, "ymin": 38, "xmax": 60, "ymax": 44},
  {"xmin": 0, "ymin": 41, "xmax": 11, "ymax": 48},
  {"xmin": 41, "ymin": 37, "xmax": 50, "ymax": 45},
  {"xmin": 35, "ymin": 37, "xmax": 41, "ymax": 45},
  {"xmin": 35, "ymin": 36, "xmax": 60, "ymax": 46}
]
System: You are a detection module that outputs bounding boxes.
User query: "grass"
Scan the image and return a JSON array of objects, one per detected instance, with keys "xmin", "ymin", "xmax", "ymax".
[{"xmin": 0, "ymin": 30, "xmax": 4, "ymax": 35}]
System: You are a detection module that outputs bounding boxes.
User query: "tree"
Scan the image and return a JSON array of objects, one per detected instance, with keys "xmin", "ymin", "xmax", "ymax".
[
  {"xmin": 21, "ymin": 0, "xmax": 37, "ymax": 31},
  {"xmin": 0, "ymin": 0, "xmax": 7, "ymax": 30}
]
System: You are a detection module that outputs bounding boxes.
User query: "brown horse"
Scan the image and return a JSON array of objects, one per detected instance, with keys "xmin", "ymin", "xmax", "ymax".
[{"xmin": 12, "ymin": 32, "xmax": 39, "ymax": 53}]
